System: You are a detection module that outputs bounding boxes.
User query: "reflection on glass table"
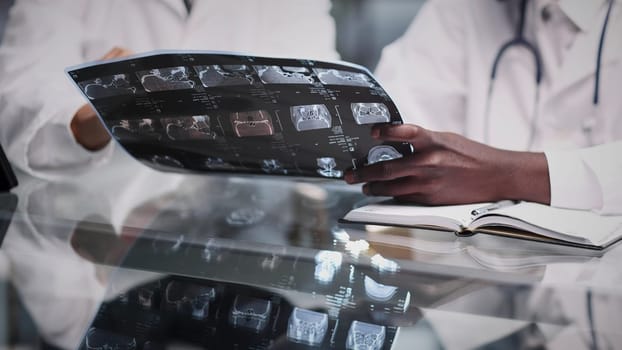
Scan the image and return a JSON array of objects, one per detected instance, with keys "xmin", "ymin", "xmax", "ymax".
[
  {"xmin": 79, "ymin": 275, "xmax": 400, "ymax": 350},
  {"xmin": 3, "ymin": 173, "xmax": 622, "ymax": 349}
]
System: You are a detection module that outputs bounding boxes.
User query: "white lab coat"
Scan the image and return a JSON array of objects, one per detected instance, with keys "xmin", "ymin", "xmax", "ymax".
[
  {"xmin": 0, "ymin": 0, "xmax": 338, "ymax": 180},
  {"xmin": 376, "ymin": 0, "xmax": 622, "ymax": 214}
]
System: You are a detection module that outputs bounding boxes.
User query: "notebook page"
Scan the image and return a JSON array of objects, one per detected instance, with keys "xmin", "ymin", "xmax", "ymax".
[
  {"xmin": 343, "ymin": 201, "xmax": 490, "ymax": 231},
  {"xmin": 481, "ymin": 202, "xmax": 622, "ymax": 246}
]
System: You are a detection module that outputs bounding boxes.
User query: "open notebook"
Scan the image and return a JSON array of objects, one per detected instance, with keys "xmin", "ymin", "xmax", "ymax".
[{"xmin": 341, "ymin": 201, "xmax": 622, "ymax": 250}]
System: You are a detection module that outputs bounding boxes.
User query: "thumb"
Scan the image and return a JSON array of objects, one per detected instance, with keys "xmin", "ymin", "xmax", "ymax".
[
  {"xmin": 102, "ymin": 47, "xmax": 134, "ymax": 60},
  {"xmin": 372, "ymin": 124, "xmax": 436, "ymax": 150}
]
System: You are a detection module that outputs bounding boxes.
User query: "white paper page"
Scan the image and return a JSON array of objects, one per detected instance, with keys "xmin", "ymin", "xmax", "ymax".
[
  {"xmin": 344, "ymin": 201, "xmax": 491, "ymax": 231},
  {"xmin": 482, "ymin": 202, "xmax": 622, "ymax": 245}
]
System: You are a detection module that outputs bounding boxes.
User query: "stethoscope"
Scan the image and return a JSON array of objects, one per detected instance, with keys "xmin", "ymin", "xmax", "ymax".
[
  {"xmin": 484, "ymin": 0, "xmax": 615, "ymax": 149},
  {"xmin": 487, "ymin": 3, "xmax": 614, "ymax": 346}
]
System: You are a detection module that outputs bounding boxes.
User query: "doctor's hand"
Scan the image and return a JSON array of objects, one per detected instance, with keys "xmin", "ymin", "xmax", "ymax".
[
  {"xmin": 71, "ymin": 47, "xmax": 134, "ymax": 151},
  {"xmin": 344, "ymin": 124, "xmax": 551, "ymax": 205}
]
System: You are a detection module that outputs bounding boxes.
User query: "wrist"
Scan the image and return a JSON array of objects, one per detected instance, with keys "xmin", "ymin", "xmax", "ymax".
[{"xmin": 500, "ymin": 151, "xmax": 551, "ymax": 204}]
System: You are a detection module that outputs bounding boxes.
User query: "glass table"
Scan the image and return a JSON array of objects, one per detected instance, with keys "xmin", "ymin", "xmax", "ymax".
[{"xmin": 1, "ymin": 159, "xmax": 621, "ymax": 350}]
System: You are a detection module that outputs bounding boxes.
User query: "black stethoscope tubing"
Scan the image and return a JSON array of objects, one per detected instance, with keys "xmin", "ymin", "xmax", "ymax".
[
  {"xmin": 485, "ymin": 0, "xmax": 614, "ymax": 147},
  {"xmin": 489, "ymin": 2, "xmax": 615, "ymax": 345}
]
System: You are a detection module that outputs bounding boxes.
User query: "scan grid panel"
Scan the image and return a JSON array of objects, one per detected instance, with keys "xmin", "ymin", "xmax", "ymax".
[{"xmin": 68, "ymin": 52, "xmax": 412, "ymax": 178}]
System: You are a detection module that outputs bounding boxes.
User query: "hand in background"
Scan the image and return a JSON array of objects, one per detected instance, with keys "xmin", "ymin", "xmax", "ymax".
[
  {"xmin": 344, "ymin": 124, "xmax": 551, "ymax": 205},
  {"xmin": 70, "ymin": 47, "xmax": 133, "ymax": 151}
]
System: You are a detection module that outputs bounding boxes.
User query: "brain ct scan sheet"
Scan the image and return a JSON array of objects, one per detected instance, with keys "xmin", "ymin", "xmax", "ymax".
[{"xmin": 67, "ymin": 51, "xmax": 412, "ymax": 178}]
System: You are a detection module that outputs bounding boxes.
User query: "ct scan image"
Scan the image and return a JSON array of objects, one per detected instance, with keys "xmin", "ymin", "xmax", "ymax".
[
  {"xmin": 229, "ymin": 295, "xmax": 272, "ymax": 332},
  {"xmin": 151, "ymin": 155, "xmax": 184, "ymax": 168},
  {"xmin": 351, "ymin": 102, "xmax": 391, "ymax": 125},
  {"xmin": 160, "ymin": 115, "xmax": 216, "ymax": 141},
  {"xmin": 163, "ymin": 281, "xmax": 215, "ymax": 321},
  {"xmin": 110, "ymin": 119, "xmax": 161, "ymax": 142},
  {"xmin": 201, "ymin": 157, "xmax": 235, "ymax": 171},
  {"xmin": 346, "ymin": 321, "xmax": 386, "ymax": 350},
  {"xmin": 367, "ymin": 145, "xmax": 403, "ymax": 165},
  {"xmin": 230, "ymin": 110, "xmax": 275, "ymax": 137},
  {"xmin": 137, "ymin": 66, "xmax": 195, "ymax": 92},
  {"xmin": 78, "ymin": 74, "xmax": 136, "ymax": 99},
  {"xmin": 194, "ymin": 65, "xmax": 254, "ymax": 87},
  {"xmin": 287, "ymin": 307, "xmax": 329, "ymax": 346},
  {"xmin": 254, "ymin": 65, "xmax": 314, "ymax": 85},
  {"xmin": 290, "ymin": 104, "xmax": 332, "ymax": 131},
  {"xmin": 68, "ymin": 52, "xmax": 414, "ymax": 178},
  {"xmin": 364, "ymin": 276, "xmax": 398, "ymax": 302},
  {"xmin": 225, "ymin": 207, "xmax": 266, "ymax": 227},
  {"xmin": 261, "ymin": 159, "xmax": 288, "ymax": 174},
  {"xmin": 316, "ymin": 157, "xmax": 343, "ymax": 178},
  {"xmin": 314, "ymin": 68, "xmax": 376, "ymax": 87}
]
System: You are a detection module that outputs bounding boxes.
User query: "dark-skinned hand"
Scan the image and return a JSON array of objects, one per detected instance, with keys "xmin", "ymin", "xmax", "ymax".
[{"xmin": 344, "ymin": 124, "xmax": 551, "ymax": 205}]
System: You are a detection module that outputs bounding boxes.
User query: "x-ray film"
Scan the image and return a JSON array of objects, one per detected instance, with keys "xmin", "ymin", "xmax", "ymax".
[
  {"xmin": 364, "ymin": 276, "xmax": 398, "ymax": 302},
  {"xmin": 229, "ymin": 295, "xmax": 272, "ymax": 332},
  {"xmin": 67, "ymin": 51, "xmax": 413, "ymax": 178},
  {"xmin": 194, "ymin": 65, "xmax": 254, "ymax": 87},
  {"xmin": 287, "ymin": 308, "xmax": 329, "ymax": 346},
  {"xmin": 317, "ymin": 157, "xmax": 343, "ymax": 178},
  {"xmin": 163, "ymin": 281, "xmax": 216, "ymax": 320},
  {"xmin": 314, "ymin": 68, "xmax": 375, "ymax": 87},
  {"xmin": 110, "ymin": 119, "xmax": 161, "ymax": 142},
  {"xmin": 346, "ymin": 321, "xmax": 386, "ymax": 350},
  {"xmin": 161, "ymin": 115, "xmax": 215, "ymax": 141},
  {"xmin": 367, "ymin": 145, "xmax": 403, "ymax": 165},
  {"xmin": 79, "ymin": 74, "xmax": 136, "ymax": 99},
  {"xmin": 85, "ymin": 328, "xmax": 137, "ymax": 350},
  {"xmin": 230, "ymin": 110, "xmax": 275, "ymax": 137},
  {"xmin": 291, "ymin": 104, "xmax": 332, "ymax": 131},
  {"xmin": 255, "ymin": 65, "xmax": 314, "ymax": 84},
  {"xmin": 351, "ymin": 103, "xmax": 391, "ymax": 125},
  {"xmin": 261, "ymin": 159, "xmax": 287, "ymax": 174},
  {"xmin": 137, "ymin": 66, "xmax": 195, "ymax": 92}
]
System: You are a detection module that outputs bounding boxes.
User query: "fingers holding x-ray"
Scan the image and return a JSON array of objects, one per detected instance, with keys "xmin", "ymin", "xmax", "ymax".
[
  {"xmin": 346, "ymin": 157, "xmax": 417, "ymax": 184},
  {"xmin": 371, "ymin": 124, "xmax": 436, "ymax": 150}
]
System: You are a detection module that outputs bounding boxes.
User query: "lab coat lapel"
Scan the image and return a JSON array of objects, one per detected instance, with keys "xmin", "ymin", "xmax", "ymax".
[
  {"xmin": 184, "ymin": 0, "xmax": 211, "ymax": 23},
  {"xmin": 551, "ymin": 4, "xmax": 622, "ymax": 97},
  {"xmin": 158, "ymin": 0, "xmax": 189, "ymax": 21}
]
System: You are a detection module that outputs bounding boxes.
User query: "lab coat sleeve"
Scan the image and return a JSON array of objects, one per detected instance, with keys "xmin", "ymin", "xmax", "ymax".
[
  {"xmin": 0, "ymin": 0, "xmax": 114, "ymax": 180},
  {"xmin": 374, "ymin": 0, "xmax": 467, "ymax": 132},
  {"xmin": 546, "ymin": 141, "xmax": 622, "ymax": 215}
]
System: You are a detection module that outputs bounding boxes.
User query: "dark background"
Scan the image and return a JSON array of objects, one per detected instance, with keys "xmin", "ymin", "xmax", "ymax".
[{"xmin": 0, "ymin": 0, "xmax": 425, "ymax": 71}]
